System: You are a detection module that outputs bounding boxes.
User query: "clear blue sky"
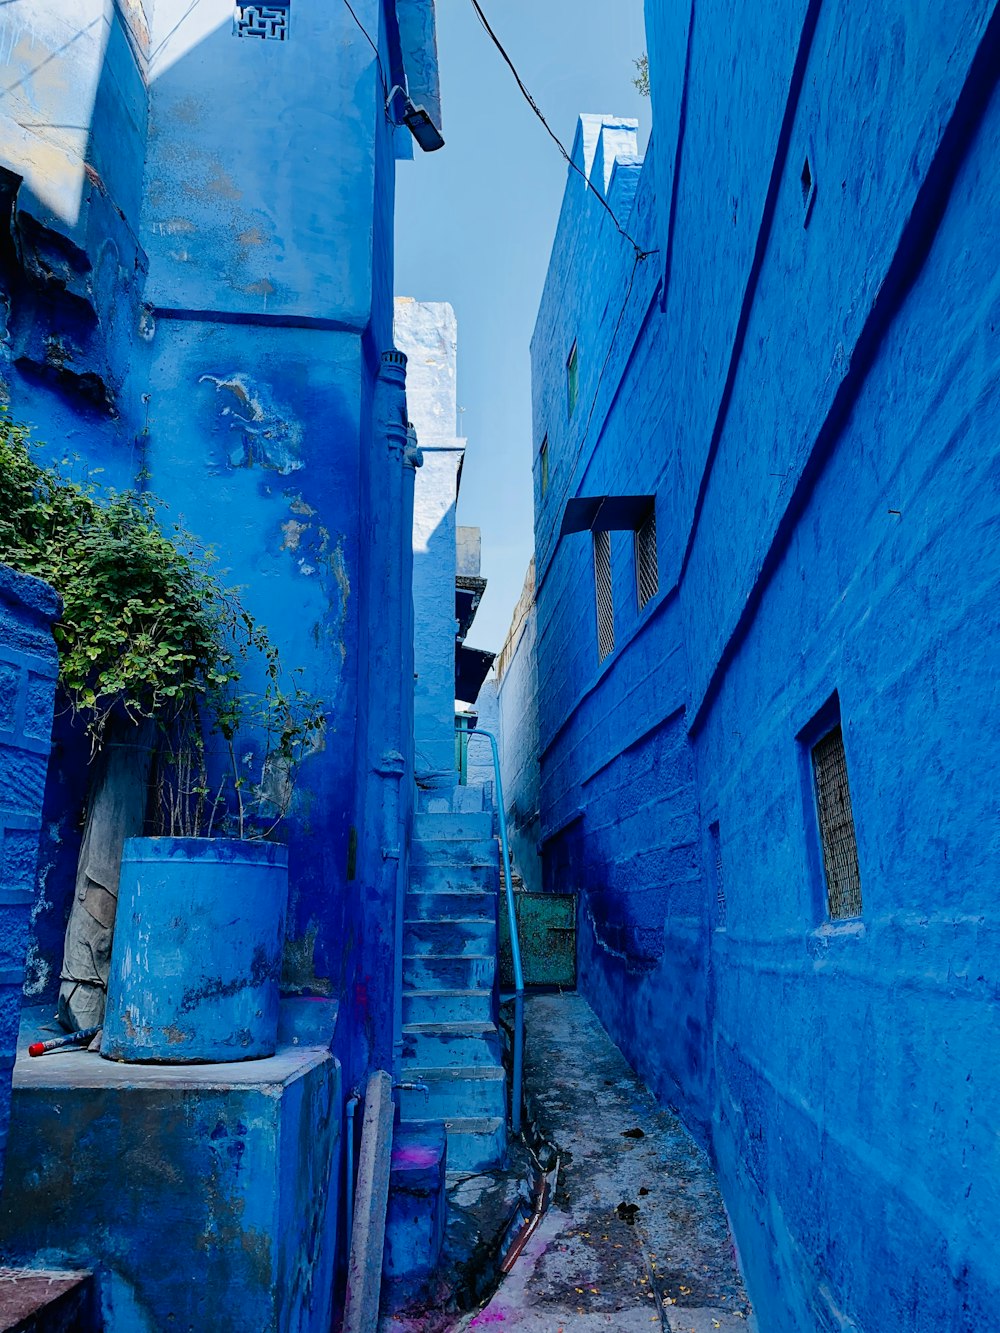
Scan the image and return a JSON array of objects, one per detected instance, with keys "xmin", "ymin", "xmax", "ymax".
[{"xmin": 395, "ymin": 0, "xmax": 649, "ymax": 652}]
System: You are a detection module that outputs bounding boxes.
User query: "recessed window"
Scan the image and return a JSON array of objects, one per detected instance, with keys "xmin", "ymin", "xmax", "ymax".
[
  {"xmin": 709, "ymin": 821, "xmax": 726, "ymax": 928},
  {"xmin": 234, "ymin": 2, "xmax": 289, "ymax": 39},
  {"xmin": 634, "ymin": 505, "xmax": 658, "ymax": 609},
  {"xmin": 811, "ymin": 724, "xmax": 862, "ymax": 919},
  {"xmin": 593, "ymin": 528, "xmax": 614, "ymax": 660},
  {"xmin": 566, "ymin": 342, "xmax": 579, "ymax": 418},
  {"xmin": 540, "ymin": 436, "xmax": 549, "ymax": 496}
]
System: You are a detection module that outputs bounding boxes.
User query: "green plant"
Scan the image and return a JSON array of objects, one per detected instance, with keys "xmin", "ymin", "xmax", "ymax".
[
  {"xmin": 0, "ymin": 409, "xmax": 322, "ymax": 835},
  {"xmin": 633, "ymin": 53, "xmax": 650, "ymax": 97}
]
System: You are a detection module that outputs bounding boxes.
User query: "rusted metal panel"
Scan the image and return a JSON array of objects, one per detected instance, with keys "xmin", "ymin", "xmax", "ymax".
[{"xmin": 500, "ymin": 893, "xmax": 576, "ymax": 990}]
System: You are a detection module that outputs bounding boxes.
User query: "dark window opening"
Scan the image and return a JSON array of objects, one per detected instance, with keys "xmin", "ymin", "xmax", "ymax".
[
  {"xmin": 540, "ymin": 436, "xmax": 549, "ymax": 496},
  {"xmin": 812, "ymin": 724, "xmax": 862, "ymax": 919}
]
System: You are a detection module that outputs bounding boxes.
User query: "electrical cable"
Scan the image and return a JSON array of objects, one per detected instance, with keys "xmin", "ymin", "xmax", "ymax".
[
  {"xmin": 342, "ymin": 0, "xmax": 390, "ymax": 104},
  {"xmin": 467, "ymin": 0, "xmax": 655, "ymax": 261}
]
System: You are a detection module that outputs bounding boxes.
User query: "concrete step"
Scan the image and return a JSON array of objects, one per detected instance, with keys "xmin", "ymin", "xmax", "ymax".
[
  {"xmin": 405, "ymin": 890, "xmax": 495, "ymax": 922},
  {"xmin": 384, "ymin": 1122, "xmax": 447, "ymax": 1281},
  {"xmin": 402, "ymin": 989, "xmax": 493, "ymax": 1025},
  {"xmin": 401, "ymin": 1021, "xmax": 501, "ymax": 1068},
  {"xmin": 444, "ymin": 1116, "xmax": 507, "ymax": 1173},
  {"xmin": 413, "ymin": 811, "xmax": 494, "ymax": 842},
  {"xmin": 403, "ymin": 919, "xmax": 495, "ymax": 957},
  {"xmin": 410, "ymin": 838, "xmax": 497, "ymax": 868},
  {"xmin": 402, "ymin": 953, "xmax": 495, "ymax": 990},
  {"xmin": 409, "ymin": 861, "xmax": 498, "ymax": 893},
  {"xmin": 0, "ymin": 1271, "xmax": 100, "ymax": 1332},
  {"xmin": 399, "ymin": 1065, "xmax": 507, "ymax": 1120},
  {"xmin": 418, "ymin": 784, "xmax": 486, "ymax": 815}
]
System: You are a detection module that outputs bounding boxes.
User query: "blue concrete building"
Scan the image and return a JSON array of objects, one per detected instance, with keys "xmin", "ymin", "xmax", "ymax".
[
  {"xmin": 0, "ymin": 0, "xmax": 442, "ymax": 1081},
  {"xmin": 0, "ymin": 1, "xmax": 444, "ymax": 1325},
  {"xmin": 512, "ymin": 5, "xmax": 1000, "ymax": 1330}
]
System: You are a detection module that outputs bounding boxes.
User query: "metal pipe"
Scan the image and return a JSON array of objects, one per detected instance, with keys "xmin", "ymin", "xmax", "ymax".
[
  {"xmin": 345, "ymin": 1090, "xmax": 360, "ymax": 1246},
  {"xmin": 466, "ymin": 727, "xmax": 524, "ymax": 1135}
]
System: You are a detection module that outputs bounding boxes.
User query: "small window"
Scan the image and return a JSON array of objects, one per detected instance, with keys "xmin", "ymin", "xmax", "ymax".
[
  {"xmin": 593, "ymin": 528, "xmax": 614, "ymax": 660},
  {"xmin": 709, "ymin": 820, "xmax": 726, "ymax": 928},
  {"xmin": 811, "ymin": 724, "xmax": 862, "ymax": 919},
  {"xmin": 634, "ymin": 505, "xmax": 658, "ymax": 609},
  {"xmin": 540, "ymin": 436, "xmax": 549, "ymax": 496},
  {"xmin": 567, "ymin": 342, "xmax": 579, "ymax": 418}
]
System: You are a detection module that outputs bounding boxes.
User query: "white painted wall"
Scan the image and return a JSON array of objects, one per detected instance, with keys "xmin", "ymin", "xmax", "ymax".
[{"xmin": 395, "ymin": 298, "xmax": 465, "ymax": 786}]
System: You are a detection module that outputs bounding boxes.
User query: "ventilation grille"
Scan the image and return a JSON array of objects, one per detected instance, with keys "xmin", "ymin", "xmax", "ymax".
[
  {"xmin": 234, "ymin": 3, "xmax": 289, "ymax": 39},
  {"xmin": 593, "ymin": 529, "xmax": 614, "ymax": 661},
  {"xmin": 812, "ymin": 725, "xmax": 862, "ymax": 919},
  {"xmin": 635, "ymin": 507, "xmax": 658, "ymax": 609}
]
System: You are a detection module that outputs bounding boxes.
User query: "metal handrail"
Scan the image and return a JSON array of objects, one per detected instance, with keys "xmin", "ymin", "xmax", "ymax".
[{"xmin": 465, "ymin": 727, "xmax": 524, "ymax": 1136}]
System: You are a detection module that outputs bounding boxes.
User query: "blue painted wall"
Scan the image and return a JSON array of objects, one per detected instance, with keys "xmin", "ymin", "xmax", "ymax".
[
  {"xmin": 0, "ymin": 567, "xmax": 59, "ymax": 1193},
  {"xmin": 523, "ymin": 4, "xmax": 1000, "ymax": 1328},
  {"xmin": 0, "ymin": 1, "xmax": 438, "ymax": 1096}
]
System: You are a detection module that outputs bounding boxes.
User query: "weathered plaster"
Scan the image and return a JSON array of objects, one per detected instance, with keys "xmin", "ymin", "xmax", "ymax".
[{"xmin": 514, "ymin": 4, "xmax": 1000, "ymax": 1328}]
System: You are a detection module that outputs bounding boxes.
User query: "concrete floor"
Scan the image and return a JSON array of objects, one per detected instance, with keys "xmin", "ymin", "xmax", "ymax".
[{"xmin": 457, "ymin": 994, "xmax": 755, "ymax": 1333}]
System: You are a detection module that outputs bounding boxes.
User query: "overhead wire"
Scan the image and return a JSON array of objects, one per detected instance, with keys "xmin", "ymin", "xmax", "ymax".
[
  {"xmin": 342, "ymin": 0, "xmax": 391, "ymax": 106},
  {"xmin": 467, "ymin": 0, "xmax": 656, "ymax": 261}
]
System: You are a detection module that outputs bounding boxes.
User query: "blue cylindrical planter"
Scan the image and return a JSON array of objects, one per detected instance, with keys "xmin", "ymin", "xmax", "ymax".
[{"xmin": 102, "ymin": 837, "xmax": 288, "ymax": 1063}]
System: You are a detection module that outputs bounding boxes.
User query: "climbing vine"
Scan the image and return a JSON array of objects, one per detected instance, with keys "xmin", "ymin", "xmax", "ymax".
[{"xmin": 0, "ymin": 409, "xmax": 324, "ymax": 835}]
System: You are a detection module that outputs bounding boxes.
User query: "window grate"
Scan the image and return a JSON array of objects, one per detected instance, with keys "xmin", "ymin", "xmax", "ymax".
[
  {"xmin": 593, "ymin": 529, "xmax": 614, "ymax": 660},
  {"xmin": 812, "ymin": 725, "xmax": 862, "ymax": 919},
  {"xmin": 635, "ymin": 506, "xmax": 658, "ymax": 609},
  {"xmin": 234, "ymin": 2, "xmax": 289, "ymax": 39},
  {"xmin": 709, "ymin": 821, "xmax": 726, "ymax": 927}
]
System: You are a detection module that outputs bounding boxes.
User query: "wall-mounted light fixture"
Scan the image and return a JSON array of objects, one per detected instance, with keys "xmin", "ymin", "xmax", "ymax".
[{"xmin": 387, "ymin": 85, "xmax": 444, "ymax": 152}]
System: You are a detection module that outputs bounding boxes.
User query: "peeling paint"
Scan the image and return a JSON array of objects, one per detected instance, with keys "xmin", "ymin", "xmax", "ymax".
[
  {"xmin": 281, "ymin": 519, "xmax": 307, "ymax": 552},
  {"xmin": 199, "ymin": 372, "xmax": 304, "ymax": 474}
]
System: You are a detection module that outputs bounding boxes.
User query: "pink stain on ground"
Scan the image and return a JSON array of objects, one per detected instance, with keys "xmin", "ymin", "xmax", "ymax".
[{"xmin": 469, "ymin": 1310, "xmax": 508, "ymax": 1325}]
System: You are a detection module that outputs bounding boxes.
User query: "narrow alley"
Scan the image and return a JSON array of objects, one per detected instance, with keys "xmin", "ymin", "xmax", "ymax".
[
  {"xmin": 460, "ymin": 996, "xmax": 752, "ymax": 1333},
  {"xmin": 0, "ymin": 1, "xmax": 996, "ymax": 1331}
]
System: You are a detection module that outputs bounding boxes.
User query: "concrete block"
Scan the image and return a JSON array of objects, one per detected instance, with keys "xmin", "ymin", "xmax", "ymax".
[{"xmin": 0, "ymin": 1011, "xmax": 340, "ymax": 1333}]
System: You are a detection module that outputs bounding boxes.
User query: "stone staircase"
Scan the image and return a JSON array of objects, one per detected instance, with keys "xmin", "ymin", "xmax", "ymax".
[{"xmin": 398, "ymin": 795, "xmax": 507, "ymax": 1174}]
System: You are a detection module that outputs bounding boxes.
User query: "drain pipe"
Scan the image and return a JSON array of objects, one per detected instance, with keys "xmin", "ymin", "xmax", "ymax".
[
  {"xmin": 345, "ymin": 1089, "xmax": 361, "ymax": 1246},
  {"xmin": 344, "ymin": 1069, "xmax": 395, "ymax": 1333}
]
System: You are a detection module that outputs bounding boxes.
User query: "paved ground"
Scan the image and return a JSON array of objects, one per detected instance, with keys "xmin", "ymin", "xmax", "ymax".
[{"xmin": 457, "ymin": 994, "xmax": 755, "ymax": 1333}]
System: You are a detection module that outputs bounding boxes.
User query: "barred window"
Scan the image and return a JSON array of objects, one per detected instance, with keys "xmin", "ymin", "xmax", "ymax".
[
  {"xmin": 812, "ymin": 725, "xmax": 862, "ymax": 919},
  {"xmin": 709, "ymin": 820, "xmax": 726, "ymax": 927},
  {"xmin": 634, "ymin": 505, "xmax": 658, "ymax": 609},
  {"xmin": 593, "ymin": 529, "xmax": 614, "ymax": 660},
  {"xmin": 567, "ymin": 342, "xmax": 579, "ymax": 417}
]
